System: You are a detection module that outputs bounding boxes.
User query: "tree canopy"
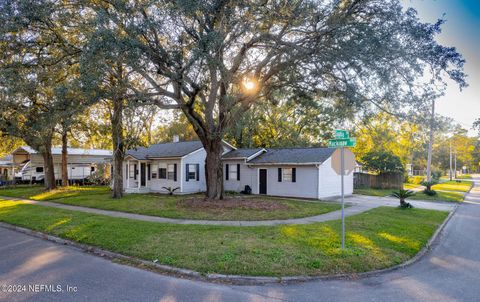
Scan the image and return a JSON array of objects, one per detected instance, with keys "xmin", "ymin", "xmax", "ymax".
[{"xmin": 0, "ymin": 0, "xmax": 468, "ymax": 197}]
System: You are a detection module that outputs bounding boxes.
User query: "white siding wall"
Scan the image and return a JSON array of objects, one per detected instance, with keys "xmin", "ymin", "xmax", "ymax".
[
  {"xmin": 181, "ymin": 149, "xmax": 207, "ymax": 194},
  {"xmin": 256, "ymin": 166, "xmax": 319, "ymax": 199},
  {"xmin": 150, "ymin": 159, "xmax": 182, "ymax": 193},
  {"xmin": 223, "ymin": 160, "xmax": 257, "ymax": 192},
  {"xmin": 317, "ymin": 157, "xmax": 354, "ymax": 198},
  {"xmin": 123, "ymin": 159, "xmax": 183, "ymax": 193}
]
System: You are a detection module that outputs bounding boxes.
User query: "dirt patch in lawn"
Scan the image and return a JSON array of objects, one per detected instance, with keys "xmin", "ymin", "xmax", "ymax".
[{"xmin": 177, "ymin": 197, "xmax": 290, "ymax": 211}]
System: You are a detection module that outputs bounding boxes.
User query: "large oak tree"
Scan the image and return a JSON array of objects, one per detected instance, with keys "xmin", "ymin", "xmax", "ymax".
[{"xmin": 84, "ymin": 0, "xmax": 465, "ymax": 199}]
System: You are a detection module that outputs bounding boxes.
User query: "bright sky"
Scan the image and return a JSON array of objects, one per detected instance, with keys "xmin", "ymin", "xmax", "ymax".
[{"xmin": 401, "ymin": 0, "xmax": 480, "ymax": 134}]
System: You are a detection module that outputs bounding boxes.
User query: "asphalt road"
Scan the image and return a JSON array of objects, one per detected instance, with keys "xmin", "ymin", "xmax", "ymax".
[{"xmin": 1, "ymin": 179, "xmax": 480, "ymax": 302}]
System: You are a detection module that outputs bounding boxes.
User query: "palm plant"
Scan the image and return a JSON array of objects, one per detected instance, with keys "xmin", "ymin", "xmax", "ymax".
[
  {"xmin": 421, "ymin": 180, "xmax": 438, "ymax": 196},
  {"xmin": 162, "ymin": 186, "xmax": 180, "ymax": 195},
  {"xmin": 390, "ymin": 189, "xmax": 415, "ymax": 208}
]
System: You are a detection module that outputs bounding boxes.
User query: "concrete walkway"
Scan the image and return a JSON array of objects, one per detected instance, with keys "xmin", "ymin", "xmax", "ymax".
[
  {"xmin": 343, "ymin": 194, "xmax": 457, "ymax": 212},
  {"xmin": 0, "ymin": 193, "xmax": 455, "ymax": 226}
]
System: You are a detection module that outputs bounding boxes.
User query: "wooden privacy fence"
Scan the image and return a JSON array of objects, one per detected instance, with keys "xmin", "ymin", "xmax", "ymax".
[{"xmin": 354, "ymin": 172, "xmax": 403, "ymax": 190}]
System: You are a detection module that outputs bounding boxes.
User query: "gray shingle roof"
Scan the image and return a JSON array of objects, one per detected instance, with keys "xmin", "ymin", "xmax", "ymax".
[
  {"xmin": 222, "ymin": 148, "xmax": 264, "ymax": 159},
  {"xmin": 126, "ymin": 141, "xmax": 203, "ymax": 160},
  {"xmin": 248, "ymin": 147, "xmax": 336, "ymax": 164},
  {"xmin": 14, "ymin": 146, "xmax": 112, "ymax": 156}
]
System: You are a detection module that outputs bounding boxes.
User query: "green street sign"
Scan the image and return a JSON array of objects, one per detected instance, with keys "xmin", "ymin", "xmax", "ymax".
[
  {"xmin": 334, "ymin": 129, "xmax": 349, "ymax": 139},
  {"xmin": 328, "ymin": 137, "xmax": 356, "ymax": 148}
]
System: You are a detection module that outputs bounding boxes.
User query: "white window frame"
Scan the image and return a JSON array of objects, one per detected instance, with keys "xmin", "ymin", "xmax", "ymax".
[
  {"xmin": 187, "ymin": 164, "xmax": 197, "ymax": 180},
  {"xmin": 151, "ymin": 164, "xmax": 158, "ymax": 179},
  {"xmin": 129, "ymin": 164, "xmax": 135, "ymax": 179},
  {"xmin": 283, "ymin": 168, "xmax": 293, "ymax": 182},
  {"xmin": 229, "ymin": 164, "xmax": 238, "ymax": 181},
  {"xmin": 167, "ymin": 164, "xmax": 175, "ymax": 180}
]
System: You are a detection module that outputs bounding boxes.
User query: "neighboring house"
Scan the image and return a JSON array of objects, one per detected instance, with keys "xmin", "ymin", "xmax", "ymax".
[
  {"xmin": 0, "ymin": 155, "xmax": 15, "ymax": 181},
  {"xmin": 11, "ymin": 146, "xmax": 112, "ymax": 182},
  {"xmin": 124, "ymin": 140, "xmax": 354, "ymax": 199},
  {"xmin": 123, "ymin": 140, "xmax": 235, "ymax": 194}
]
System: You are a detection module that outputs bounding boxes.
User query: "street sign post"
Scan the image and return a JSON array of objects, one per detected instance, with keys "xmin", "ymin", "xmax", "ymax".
[{"xmin": 328, "ymin": 130, "xmax": 356, "ymax": 250}]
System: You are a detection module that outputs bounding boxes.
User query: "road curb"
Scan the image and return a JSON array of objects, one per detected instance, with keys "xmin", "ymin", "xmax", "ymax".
[{"xmin": 0, "ymin": 204, "xmax": 457, "ymax": 285}]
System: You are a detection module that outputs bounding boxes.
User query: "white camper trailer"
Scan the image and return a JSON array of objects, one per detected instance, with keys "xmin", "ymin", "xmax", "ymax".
[{"xmin": 11, "ymin": 146, "xmax": 112, "ymax": 183}]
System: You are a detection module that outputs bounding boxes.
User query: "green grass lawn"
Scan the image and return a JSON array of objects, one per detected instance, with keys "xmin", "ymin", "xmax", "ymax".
[
  {"xmin": 456, "ymin": 174, "xmax": 472, "ymax": 179},
  {"xmin": 355, "ymin": 179, "xmax": 473, "ymax": 203},
  {"xmin": 432, "ymin": 180, "xmax": 473, "ymax": 193},
  {"xmin": 354, "ymin": 188, "xmax": 465, "ymax": 202},
  {"xmin": 0, "ymin": 186, "xmax": 341, "ymax": 221},
  {"xmin": 0, "ymin": 199, "xmax": 448, "ymax": 276}
]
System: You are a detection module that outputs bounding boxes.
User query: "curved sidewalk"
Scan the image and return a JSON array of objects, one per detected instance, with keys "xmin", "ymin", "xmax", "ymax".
[
  {"xmin": 0, "ymin": 194, "xmax": 455, "ymax": 226},
  {"xmin": 0, "ymin": 196, "xmax": 380, "ymax": 226}
]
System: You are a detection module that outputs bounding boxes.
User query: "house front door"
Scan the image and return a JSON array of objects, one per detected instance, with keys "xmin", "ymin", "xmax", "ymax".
[
  {"xmin": 259, "ymin": 169, "xmax": 267, "ymax": 194},
  {"xmin": 140, "ymin": 163, "xmax": 146, "ymax": 187}
]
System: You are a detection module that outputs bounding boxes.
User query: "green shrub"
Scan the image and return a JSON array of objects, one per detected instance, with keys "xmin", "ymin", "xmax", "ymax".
[
  {"xmin": 423, "ymin": 189, "xmax": 437, "ymax": 196},
  {"xmin": 421, "ymin": 180, "xmax": 438, "ymax": 191}
]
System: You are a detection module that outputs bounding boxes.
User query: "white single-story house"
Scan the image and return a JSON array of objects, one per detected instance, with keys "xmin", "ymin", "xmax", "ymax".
[
  {"xmin": 11, "ymin": 146, "xmax": 113, "ymax": 182},
  {"xmin": 124, "ymin": 140, "xmax": 354, "ymax": 199},
  {"xmin": 123, "ymin": 140, "xmax": 235, "ymax": 194},
  {"xmin": 222, "ymin": 147, "xmax": 354, "ymax": 199}
]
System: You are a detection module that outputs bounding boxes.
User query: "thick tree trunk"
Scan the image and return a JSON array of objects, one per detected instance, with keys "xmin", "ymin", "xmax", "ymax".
[
  {"xmin": 204, "ymin": 138, "xmax": 224, "ymax": 200},
  {"xmin": 41, "ymin": 143, "xmax": 56, "ymax": 191},
  {"xmin": 111, "ymin": 98, "xmax": 124, "ymax": 198},
  {"xmin": 61, "ymin": 130, "xmax": 69, "ymax": 187}
]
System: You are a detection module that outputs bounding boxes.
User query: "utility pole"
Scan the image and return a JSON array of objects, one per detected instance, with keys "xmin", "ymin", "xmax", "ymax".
[
  {"xmin": 449, "ymin": 142, "xmax": 453, "ymax": 181},
  {"xmin": 426, "ymin": 99, "xmax": 435, "ymax": 181},
  {"xmin": 454, "ymin": 148, "xmax": 457, "ymax": 179}
]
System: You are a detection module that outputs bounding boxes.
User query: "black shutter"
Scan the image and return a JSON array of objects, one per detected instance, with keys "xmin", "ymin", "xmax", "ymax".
[
  {"xmin": 196, "ymin": 164, "xmax": 200, "ymax": 181},
  {"xmin": 126, "ymin": 164, "xmax": 128, "ymax": 178},
  {"xmin": 186, "ymin": 164, "xmax": 189, "ymax": 182},
  {"xmin": 174, "ymin": 164, "xmax": 177, "ymax": 181},
  {"xmin": 292, "ymin": 168, "xmax": 296, "ymax": 182},
  {"xmin": 237, "ymin": 164, "xmax": 240, "ymax": 180},
  {"xmin": 225, "ymin": 164, "xmax": 229, "ymax": 180},
  {"xmin": 147, "ymin": 164, "xmax": 151, "ymax": 180},
  {"xmin": 278, "ymin": 168, "xmax": 282, "ymax": 182},
  {"xmin": 134, "ymin": 164, "xmax": 137, "ymax": 180}
]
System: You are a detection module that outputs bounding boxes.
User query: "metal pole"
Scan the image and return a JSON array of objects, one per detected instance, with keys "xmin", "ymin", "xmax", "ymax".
[
  {"xmin": 341, "ymin": 147, "xmax": 345, "ymax": 250},
  {"xmin": 426, "ymin": 99, "xmax": 435, "ymax": 182},
  {"xmin": 454, "ymin": 149, "xmax": 457, "ymax": 179},
  {"xmin": 449, "ymin": 142, "xmax": 452, "ymax": 181}
]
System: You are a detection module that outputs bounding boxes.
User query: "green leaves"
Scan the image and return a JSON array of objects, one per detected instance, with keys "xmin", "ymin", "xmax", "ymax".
[{"xmin": 361, "ymin": 150, "xmax": 404, "ymax": 174}]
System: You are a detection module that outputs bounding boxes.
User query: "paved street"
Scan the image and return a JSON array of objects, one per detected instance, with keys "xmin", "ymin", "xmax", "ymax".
[{"xmin": 1, "ymin": 178, "xmax": 480, "ymax": 302}]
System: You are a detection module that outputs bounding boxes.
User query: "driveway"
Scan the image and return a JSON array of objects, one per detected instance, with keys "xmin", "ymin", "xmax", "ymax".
[
  {"xmin": 1, "ymin": 178, "xmax": 479, "ymax": 301},
  {"xmin": 344, "ymin": 194, "xmax": 457, "ymax": 212}
]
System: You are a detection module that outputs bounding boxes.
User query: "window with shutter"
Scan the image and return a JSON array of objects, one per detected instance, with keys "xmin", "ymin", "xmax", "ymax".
[
  {"xmin": 167, "ymin": 164, "xmax": 175, "ymax": 180},
  {"xmin": 283, "ymin": 168, "xmax": 293, "ymax": 182},
  {"xmin": 229, "ymin": 164, "xmax": 237, "ymax": 180},
  {"xmin": 186, "ymin": 164, "xmax": 197, "ymax": 181},
  {"xmin": 129, "ymin": 164, "xmax": 135, "ymax": 179}
]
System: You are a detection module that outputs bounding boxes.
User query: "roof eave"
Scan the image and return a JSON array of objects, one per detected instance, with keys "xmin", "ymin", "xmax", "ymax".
[
  {"xmin": 246, "ymin": 148, "xmax": 267, "ymax": 162},
  {"xmin": 247, "ymin": 162, "xmax": 324, "ymax": 166}
]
